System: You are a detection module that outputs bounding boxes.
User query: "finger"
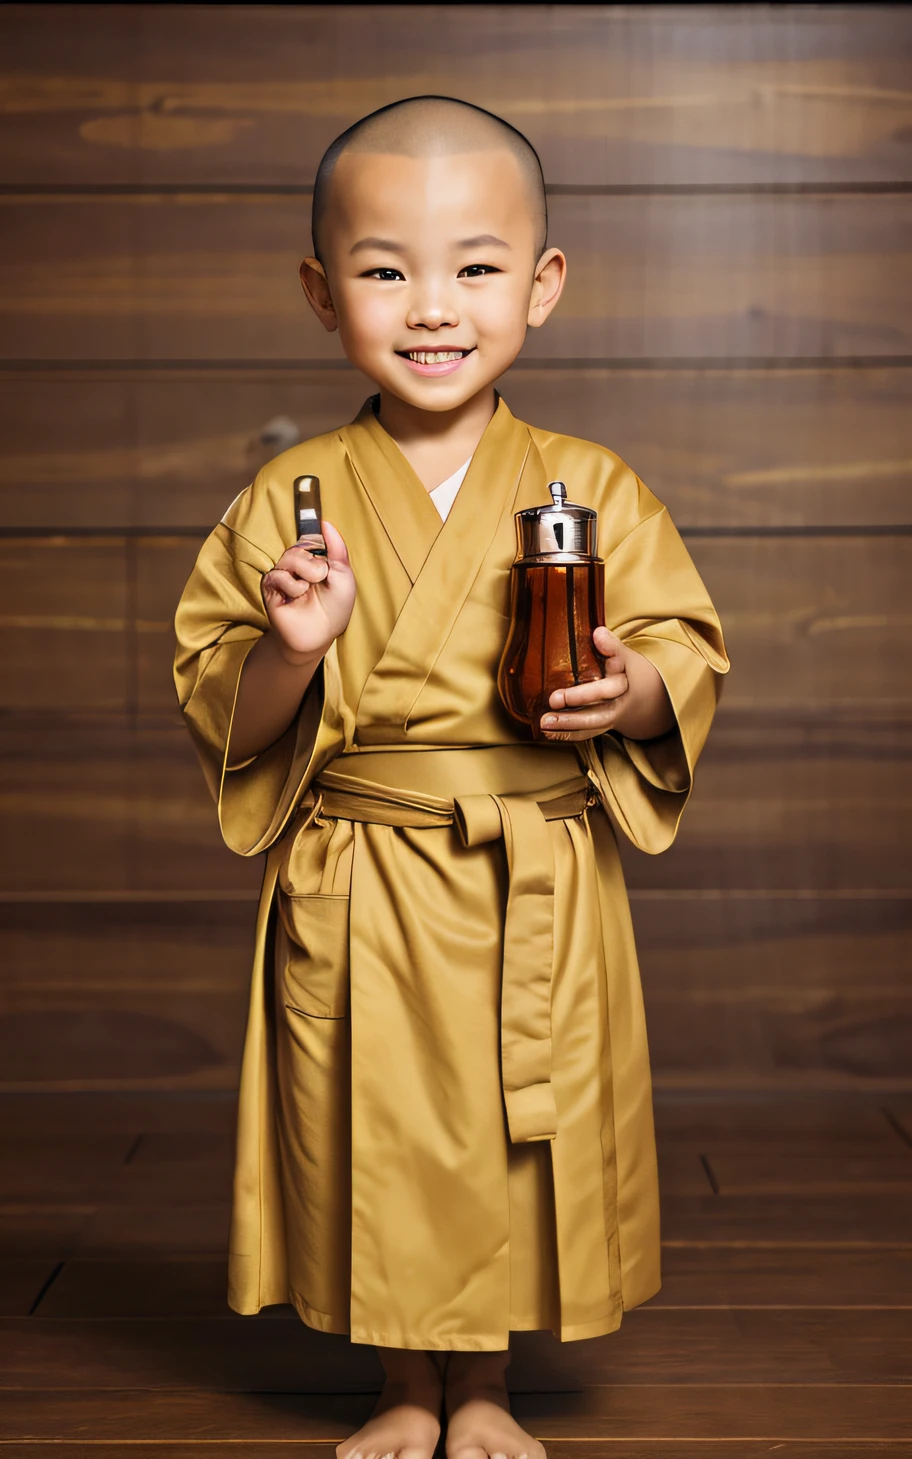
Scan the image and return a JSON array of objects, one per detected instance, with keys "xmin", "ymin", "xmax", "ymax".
[
  {"xmin": 321, "ymin": 519, "xmax": 351, "ymax": 568},
  {"xmin": 541, "ymin": 705, "xmax": 619, "ymax": 734},
  {"xmin": 263, "ymin": 568, "xmax": 313, "ymax": 602},
  {"xmin": 272, "ymin": 548, "xmax": 330, "ymax": 583},
  {"xmin": 549, "ymin": 674, "xmax": 627, "ymax": 711},
  {"xmin": 594, "ymin": 624, "xmax": 623, "ymax": 654}
]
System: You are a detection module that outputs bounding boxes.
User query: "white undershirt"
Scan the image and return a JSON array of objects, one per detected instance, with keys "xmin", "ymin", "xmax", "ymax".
[{"xmin": 428, "ymin": 457, "xmax": 472, "ymax": 521}]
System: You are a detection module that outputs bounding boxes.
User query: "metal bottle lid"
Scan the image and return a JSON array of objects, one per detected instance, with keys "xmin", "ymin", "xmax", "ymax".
[
  {"xmin": 514, "ymin": 481, "xmax": 599, "ymax": 564},
  {"xmin": 293, "ymin": 473, "xmax": 327, "ymax": 556}
]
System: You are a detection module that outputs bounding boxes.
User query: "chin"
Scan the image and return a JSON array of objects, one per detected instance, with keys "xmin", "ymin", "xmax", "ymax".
[{"xmin": 383, "ymin": 374, "xmax": 503, "ymax": 414}]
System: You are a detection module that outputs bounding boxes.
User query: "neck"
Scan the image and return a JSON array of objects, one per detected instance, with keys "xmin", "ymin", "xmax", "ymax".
[{"xmin": 375, "ymin": 384, "xmax": 497, "ymax": 491}]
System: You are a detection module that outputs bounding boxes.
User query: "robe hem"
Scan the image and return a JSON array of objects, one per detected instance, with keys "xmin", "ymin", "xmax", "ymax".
[{"xmin": 283, "ymin": 1289, "xmax": 627, "ymax": 1349}]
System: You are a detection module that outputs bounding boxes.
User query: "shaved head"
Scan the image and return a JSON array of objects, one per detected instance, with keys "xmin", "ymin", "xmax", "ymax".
[{"xmin": 311, "ymin": 95, "xmax": 547, "ymax": 264}]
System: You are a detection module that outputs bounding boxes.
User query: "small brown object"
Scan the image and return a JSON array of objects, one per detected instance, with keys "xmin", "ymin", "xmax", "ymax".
[{"xmin": 497, "ymin": 480, "xmax": 606, "ymax": 737}]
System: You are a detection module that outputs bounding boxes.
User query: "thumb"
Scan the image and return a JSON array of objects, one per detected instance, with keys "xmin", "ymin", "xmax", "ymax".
[
  {"xmin": 321, "ymin": 519, "xmax": 350, "ymax": 568},
  {"xmin": 594, "ymin": 624, "xmax": 624, "ymax": 657}
]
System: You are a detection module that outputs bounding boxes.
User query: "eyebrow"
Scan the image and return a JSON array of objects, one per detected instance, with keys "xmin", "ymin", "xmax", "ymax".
[
  {"xmin": 458, "ymin": 234, "xmax": 511, "ymax": 250},
  {"xmin": 349, "ymin": 233, "xmax": 512, "ymax": 256},
  {"xmin": 350, "ymin": 237, "xmax": 407, "ymax": 256}
]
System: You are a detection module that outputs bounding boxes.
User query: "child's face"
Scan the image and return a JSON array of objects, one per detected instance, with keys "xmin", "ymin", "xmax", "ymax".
[{"xmin": 301, "ymin": 149, "xmax": 565, "ymax": 413}]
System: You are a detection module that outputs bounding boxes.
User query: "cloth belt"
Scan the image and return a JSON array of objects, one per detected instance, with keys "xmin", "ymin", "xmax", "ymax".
[{"xmin": 294, "ymin": 750, "xmax": 596, "ymax": 1145}]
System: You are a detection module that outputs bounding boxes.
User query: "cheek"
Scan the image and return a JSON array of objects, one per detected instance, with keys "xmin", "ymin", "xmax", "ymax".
[
  {"xmin": 476, "ymin": 297, "xmax": 530, "ymax": 354},
  {"xmin": 335, "ymin": 288, "xmax": 397, "ymax": 354},
  {"xmin": 472, "ymin": 278, "xmax": 532, "ymax": 334}
]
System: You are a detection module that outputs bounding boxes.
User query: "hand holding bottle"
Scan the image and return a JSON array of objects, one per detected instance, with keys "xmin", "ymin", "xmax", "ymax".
[{"xmin": 540, "ymin": 626, "xmax": 675, "ymax": 742}]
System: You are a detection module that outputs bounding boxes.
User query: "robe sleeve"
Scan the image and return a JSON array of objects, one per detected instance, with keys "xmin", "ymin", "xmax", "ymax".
[
  {"xmin": 173, "ymin": 493, "xmax": 347, "ymax": 859},
  {"xmin": 580, "ymin": 490, "xmax": 730, "ymax": 855}
]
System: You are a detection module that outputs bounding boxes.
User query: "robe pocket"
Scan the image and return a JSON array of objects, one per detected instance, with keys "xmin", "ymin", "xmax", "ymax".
[{"xmin": 276, "ymin": 892, "xmax": 350, "ymax": 1019}]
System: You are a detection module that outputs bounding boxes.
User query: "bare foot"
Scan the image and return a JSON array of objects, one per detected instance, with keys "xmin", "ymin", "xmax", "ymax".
[
  {"xmin": 445, "ymin": 1352, "xmax": 545, "ymax": 1459},
  {"xmin": 337, "ymin": 1347, "xmax": 443, "ymax": 1459}
]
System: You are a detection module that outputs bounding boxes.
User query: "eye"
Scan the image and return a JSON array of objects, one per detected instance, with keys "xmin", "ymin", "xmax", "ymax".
[
  {"xmin": 362, "ymin": 267, "xmax": 405, "ymax": 282},
  {"xmin": 458, "ymin": 264, "xmax": 501, "ymax": 278}
]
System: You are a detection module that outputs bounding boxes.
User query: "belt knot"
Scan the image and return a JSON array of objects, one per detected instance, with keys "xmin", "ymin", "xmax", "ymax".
[{"xmin": 305, "ymin": 757, "xmax": 591, "ymax": 1145}]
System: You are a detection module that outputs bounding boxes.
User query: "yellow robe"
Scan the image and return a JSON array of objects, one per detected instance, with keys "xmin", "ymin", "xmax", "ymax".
[{"xmin": 173, "ymin": 394, "xmax": 730, "ymax": 1350}]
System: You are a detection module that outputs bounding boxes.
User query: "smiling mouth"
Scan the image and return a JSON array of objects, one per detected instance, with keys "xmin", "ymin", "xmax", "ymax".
[{"xmin": 397, "ymin": 348, "xmax": 475, "ymax": 365}]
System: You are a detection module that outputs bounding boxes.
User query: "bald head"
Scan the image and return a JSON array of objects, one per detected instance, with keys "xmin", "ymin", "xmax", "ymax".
[{"xmin": 311, "ymin": 96, "xmax": 547, "ymax": 264}]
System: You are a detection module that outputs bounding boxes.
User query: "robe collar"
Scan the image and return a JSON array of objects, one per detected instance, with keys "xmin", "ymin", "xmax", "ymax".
[
  {"xmin": 342, "ymin": 391, "xmax": 524, "ymax": 586},
  {"xmin": 342, "ymin": 391, "xmax": 538, "ymax": 732}
]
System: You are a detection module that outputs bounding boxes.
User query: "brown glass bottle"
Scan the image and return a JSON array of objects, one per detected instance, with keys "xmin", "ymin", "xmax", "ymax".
[{"xmin": 498, "ymin": 560, "xmax": 606, "ymax": 738}]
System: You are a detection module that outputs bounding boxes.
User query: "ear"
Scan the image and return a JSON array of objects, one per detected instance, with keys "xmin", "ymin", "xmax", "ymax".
[
  {"xmin": 300, "ymin": 257, "xmax": 339, "ymax": 333},
  {"xmin": 527, "ymin": 247, "xmax": 567, "ymax": 329}
]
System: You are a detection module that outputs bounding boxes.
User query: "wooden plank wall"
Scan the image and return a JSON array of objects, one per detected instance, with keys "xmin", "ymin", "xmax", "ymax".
[{"xmin": 1, "ymin": 3, "xmax": 910, "ymax": 1093}]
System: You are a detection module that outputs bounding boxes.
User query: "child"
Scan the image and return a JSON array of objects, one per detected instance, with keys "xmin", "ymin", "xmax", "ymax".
[{"xmin": 174, "ymin": 96, "xmax": 730, "ymax": 1459}]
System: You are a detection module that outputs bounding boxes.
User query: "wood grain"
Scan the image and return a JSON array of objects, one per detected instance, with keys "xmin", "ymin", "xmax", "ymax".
[
  {"xmin": 2, "ymin": 194, "xmax": 910, "ymax": 362},
  {"xmin": 652, "ymin": 1245, "xmax": 912, "ymax": 1307},
  {"xmin": 707, "ymin": 1151, "xmax": 912, "ymax": 1197},
  {"xmin": 0, "ymin": 997, "xmax": 245, "ymax": 1089},
  {"xmin": 2, "ymin": 366, "xmax": 911, "ymax": 531},
  {"xmin": 0, "ymin": 901, "xmax": 255, "ymax": 991},
  {"xmin": 0, "ymin": 1091, "xmax": 238, "ymax": 1136},
  {"xmin": 1, "ymin": 1310, "xmax": 910, "ymax": 1390},
  {"xmin": 0, "ymin": 715, "xmax": 259, "ymax": 894},
  {"xmin": 0, "ymin": 1390, "xmax": 373, "ymax": 1443},
  {"xmin": 511, "ymin": 1385, "xmax": 912, "ymax": 1440},
  {"xmin": 0, "ymin": 1209, "xmax": 94, "ymax": 1259},
  {"xmin": 639, "ymin": 896, "xmax": 912, "ymax": 1078},
  {"xmin": 0, "ymin": 888, "xmax": 254, "ymax": 1094},
  {"xmin": 644, "ymin": 990, "xmax": 912, "ymax": 1084},
  {"xmin": 0, "ymin": 1450, "xmax": 374, "ymax": 1459},
  {"xmin": 624, "ymin": 710, "xmax": 911, "ymax": 894},
  {"xmin": 0, "ymin": 1258, "xmax": 58, "ymax": 1316},
  {"xmin": 3, "ymin": 5, "xmax": 911, "ymax": 186},
  {"xmin": 0, "ymin": 1449, "xmax": 901, "ymax": 1459},
  {"xmin": 0, "ymin": 538, "xmax": 131, "ymax": 711},
  {"xmin": 638, "ymin": 898, "xmax": 912, "ymax": 998},
  {"xmin": 0, "ymin": 1450, "xmax": 352, "ymax": 1459},
  {"xmin": 0, "ymin": 1134, "xmax": 136, "ymax": 1202},
  {"xmin": 36, "ymin": 1257, "xmax": 232, "ymax": 1319},
  {"xmin": 0, "ymin": 1384, "xmax": 907, "ymax": 1442},
  {"xmin": 72, "ymin": 1203, "xmax": 230, "ymax": 1257},
  {"xmin": 0, "ymin": 1135, "xmax": 234, "ymax": 1202},
  {"xmin": 661, "ymin": 1190, "xmax": 912, "ymax": 1244},
  {"xmin": 653, "ymin": 1094, "xmax": 912, "ymax": 1148}
]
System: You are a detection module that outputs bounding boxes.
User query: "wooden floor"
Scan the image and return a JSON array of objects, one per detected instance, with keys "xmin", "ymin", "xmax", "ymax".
[{"xmin": 1, "ymin": 1092, "xmax": 910, "ymax": 1455}]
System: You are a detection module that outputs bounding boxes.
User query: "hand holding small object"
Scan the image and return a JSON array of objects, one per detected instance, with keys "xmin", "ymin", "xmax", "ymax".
[
  {"xmin": 540, "ymin": 625, "xmax": 675, "ymax": 743},
  {"xmin": 261, "ymin": 519, "xmax": 356, "ymax": 663}
]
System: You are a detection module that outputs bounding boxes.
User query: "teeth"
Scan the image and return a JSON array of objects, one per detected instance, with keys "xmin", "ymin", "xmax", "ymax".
[{"xmin": 407, "ymin": 351, "xmax": 466, "ymax": 364}]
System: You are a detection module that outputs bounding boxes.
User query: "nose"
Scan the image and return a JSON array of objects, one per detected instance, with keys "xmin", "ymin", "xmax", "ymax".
[{"xmin": 405, "ymin": 279, "xmax": 459, "ymax": 332}]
